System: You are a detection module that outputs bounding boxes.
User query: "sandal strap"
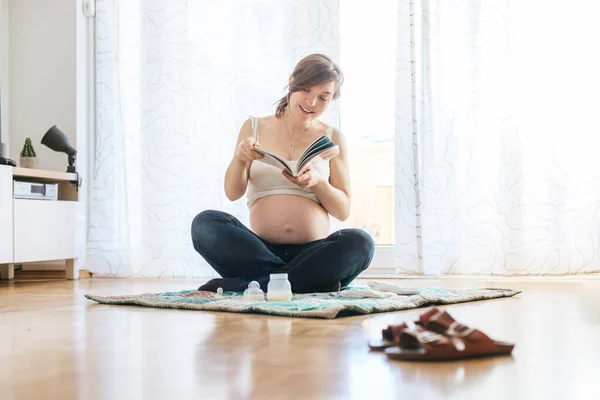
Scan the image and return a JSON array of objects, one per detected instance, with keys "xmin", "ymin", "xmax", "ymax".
[
  {"xmin": 398, "ymin": 327, "xmax": 462, "ymax": 357},
  {"xmin": 422, "ymin": 309, "xmax": 499, "ymax": 353},
  {"xmin": 400, "ymin": 325, "xmax": 500, "ymax": 358},
  {"xmin": 382, "ymin": 322, "xmax": 408, "ymax": 342},
  {"xmin": 417, "ymin": 307, "xmax": 441, "ymax": 326}
]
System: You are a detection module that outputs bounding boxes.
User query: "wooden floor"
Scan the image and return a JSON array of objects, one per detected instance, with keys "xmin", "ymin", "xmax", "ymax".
[{"xmin": 1, "ymin": 277, "xmax": 600, "ymax": 400}]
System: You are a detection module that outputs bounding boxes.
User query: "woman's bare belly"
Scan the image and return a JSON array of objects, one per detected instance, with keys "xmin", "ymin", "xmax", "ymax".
[{"xmin": 250, "ymin": 195, "xmax": 330, "ymax": 244}]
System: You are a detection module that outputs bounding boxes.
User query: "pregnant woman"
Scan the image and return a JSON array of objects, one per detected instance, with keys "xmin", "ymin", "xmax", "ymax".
[{"xmin": 192, "ymin": 54, "xmax": 374, "ymax": 293}]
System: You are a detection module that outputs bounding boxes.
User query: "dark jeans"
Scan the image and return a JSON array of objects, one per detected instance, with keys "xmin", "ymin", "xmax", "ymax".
[{"xmin": 191, "ymin": 210, "xmax": 375, "ymax": 293}]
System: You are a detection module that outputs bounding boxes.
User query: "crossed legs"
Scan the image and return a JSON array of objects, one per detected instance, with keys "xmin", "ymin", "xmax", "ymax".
[{"xmin": 191, "ymin": 210, "xmax": 375, "ymax": 293}]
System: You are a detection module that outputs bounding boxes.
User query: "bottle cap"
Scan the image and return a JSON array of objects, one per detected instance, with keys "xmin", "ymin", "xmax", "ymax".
[{"xmin": 269, "ymin": 273, "xmax": 288, "ymax": 279}]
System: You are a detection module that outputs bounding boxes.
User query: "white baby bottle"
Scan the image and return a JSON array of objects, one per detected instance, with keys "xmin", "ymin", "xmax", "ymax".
[
  {"xmin": 243, "ymin": 281, "xmax": 265, "ymax": 302},
  {"xmin": 267, "ymin": 273, "xmax": 293, "ymax": 302}
]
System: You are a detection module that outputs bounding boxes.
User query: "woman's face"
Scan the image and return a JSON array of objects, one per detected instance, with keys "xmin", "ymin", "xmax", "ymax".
[{"xmin": 288, "ymin": 80, "xmax": 336, "ymax": 123}]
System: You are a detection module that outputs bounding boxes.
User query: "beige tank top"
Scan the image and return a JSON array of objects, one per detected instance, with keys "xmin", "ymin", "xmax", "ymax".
[{"xmin": 246, "ymin": 116, "xmax": 333, "ymax": 208}]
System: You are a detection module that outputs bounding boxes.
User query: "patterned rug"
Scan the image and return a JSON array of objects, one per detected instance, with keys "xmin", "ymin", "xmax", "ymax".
[{"xmin": 84, "ymin": 286, "xmax": 521, "ymax": 319}]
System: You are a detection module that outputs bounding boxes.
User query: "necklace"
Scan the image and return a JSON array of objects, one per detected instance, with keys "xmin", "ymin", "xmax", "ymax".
[{"xmin": 283, "ymin": 113, "xmax": 313, "ymax": 159}]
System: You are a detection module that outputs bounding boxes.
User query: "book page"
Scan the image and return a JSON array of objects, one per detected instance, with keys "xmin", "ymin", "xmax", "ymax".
[
  {"xmin": 253, "ymin": 147, "xmax": 293, "ymax": 175},
  {"xmin": 298, "ymin": 141, "xmax": 335, "ymax": 170},
  {"xmin": 297, "ymin": 144, "xmax": 339, "ymax": 175},
  {"xmin": 298, "ymin": 135, "xmax": 329, "ymax": 163}
]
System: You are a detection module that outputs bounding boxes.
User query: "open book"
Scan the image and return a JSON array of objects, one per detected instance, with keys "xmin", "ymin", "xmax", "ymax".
[{"xmin": 253, "ymin": 135, "xmax": 339, "ymax": 177}]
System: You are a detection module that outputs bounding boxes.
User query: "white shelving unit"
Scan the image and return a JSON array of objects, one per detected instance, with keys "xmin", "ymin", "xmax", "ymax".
[
  {"xmin": 0, "ymin": 0, "xmax": 92, "ymax": 280},
  {"xmin": 0, "ymin": 165, "xmax": 84, "ymax": 280}
]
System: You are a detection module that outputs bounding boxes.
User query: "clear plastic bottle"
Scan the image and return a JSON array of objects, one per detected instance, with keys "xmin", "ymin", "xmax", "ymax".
[
  {"xmin": 267, "ymin": 273, "xmax": 293, "ymax": 302},
  {"xmin": 243, "ymin": 281, "xmax": 265, "ymax": 302}
]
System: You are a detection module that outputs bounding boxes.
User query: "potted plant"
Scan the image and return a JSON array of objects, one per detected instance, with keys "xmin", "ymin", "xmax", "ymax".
[{"xmin": 20, "ymin": 137, "xmax": 39, "ymax": 168}]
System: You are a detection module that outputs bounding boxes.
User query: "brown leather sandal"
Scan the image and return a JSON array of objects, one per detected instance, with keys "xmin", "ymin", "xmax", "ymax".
[
  {"xmin": 368, "ymin": 308, "xmax": 441, "ymax": 351},
  {"xmin": 385, "ymin": 308, "xmax": 515, "ymax": 361}
]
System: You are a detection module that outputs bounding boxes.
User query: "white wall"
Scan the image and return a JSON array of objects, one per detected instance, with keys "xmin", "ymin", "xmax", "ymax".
[{"xmin": 8, "ymin": 0, "xmax": 76, "ymax": 172}]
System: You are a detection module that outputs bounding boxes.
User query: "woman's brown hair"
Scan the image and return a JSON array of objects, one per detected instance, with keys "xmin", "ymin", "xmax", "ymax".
[{"xmin": 275, "ymin": 53, "xmax": 344, "ymax": 117}]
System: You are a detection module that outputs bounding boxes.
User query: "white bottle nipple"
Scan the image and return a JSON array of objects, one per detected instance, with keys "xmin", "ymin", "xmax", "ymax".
[{"xmin": 249, "ymin": 281, "xmax": 260, "ymax": 289}]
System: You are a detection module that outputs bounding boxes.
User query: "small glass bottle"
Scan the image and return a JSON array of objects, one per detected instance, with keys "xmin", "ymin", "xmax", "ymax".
[{"xmin": 267, "ymin": 273, "xmax": 293, "ymax": 302}]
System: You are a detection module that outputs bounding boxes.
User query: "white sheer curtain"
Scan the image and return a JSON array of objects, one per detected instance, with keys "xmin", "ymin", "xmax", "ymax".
[
  {"xmin": 89, "ymin": 0, "xmax": 340, "ymax": 277},
  {"xmin": 395, "ymin": 0, "xmax": 600, "ymax": 275},
  {"xmin": 89, "ymin": 0, "xmax": 600, "ymax": 278}
]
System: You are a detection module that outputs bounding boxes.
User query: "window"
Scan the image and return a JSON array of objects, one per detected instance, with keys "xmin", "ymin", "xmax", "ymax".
[{"xmin": 338, "ymin": 0, "xmax": 398, "ymax": 271}]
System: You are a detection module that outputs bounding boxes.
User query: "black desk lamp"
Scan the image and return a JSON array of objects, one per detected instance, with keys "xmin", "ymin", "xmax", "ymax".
[
  {"xmin": 41, "ymin": 125, "xmax": 81, "ymax": 188},
  {"xmin": 41, "ymin": 125, "xmax": 77, "ymax": 173}
]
